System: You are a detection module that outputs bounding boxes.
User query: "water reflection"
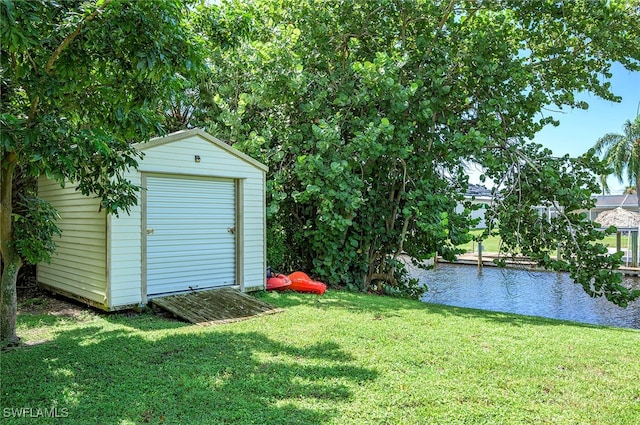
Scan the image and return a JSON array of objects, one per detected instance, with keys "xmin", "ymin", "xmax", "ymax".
[{"xmin": 417, "ymin": 265, "xmax": 640, "ymax": 329}]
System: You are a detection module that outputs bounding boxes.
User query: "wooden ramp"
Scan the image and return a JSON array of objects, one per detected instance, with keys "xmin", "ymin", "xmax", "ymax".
[{"xmin": 150, "ymin": 288, "xmax": 282, "ymax": 325}]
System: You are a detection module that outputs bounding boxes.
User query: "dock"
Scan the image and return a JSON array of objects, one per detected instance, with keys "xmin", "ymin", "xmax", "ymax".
[{"xmin": 440, "ymin": 252, "xmax": 640, "ymax": 277}]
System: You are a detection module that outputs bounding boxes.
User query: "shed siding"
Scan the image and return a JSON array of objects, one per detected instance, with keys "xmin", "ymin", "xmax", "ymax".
[
  {"xmin": 138, "ymin": 141, "xmax": 260, "ymax": 179},
  {"xmin": 37, "ymin": 178, "xmax": 108, "ymax": 307},
  {"xmin": 107, "ymin": 174, "xmax": 143, "ymax": 308},
  {"xmin": 242, "ymin": 177, "xmax": 266, "ymax": 290},
  {"xmin": 108, "ymin": 132, "xmax": 266, "ymax": 307}
]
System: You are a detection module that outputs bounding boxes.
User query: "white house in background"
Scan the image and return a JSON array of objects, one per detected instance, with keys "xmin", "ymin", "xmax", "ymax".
[
  {"xmin": 459, "ymin": 184, "xmax": 493, "ymax": 229},
  {"xmin": 37, "ymin": 129, "xmax": 268, "ymax": 310},
  {"xmin": 588, "ymin": 194, "xmax": 639, "ymax": 221},
  {"xmin": 462, "ymin": 185, "xmax": 640, "ymax": 228}
]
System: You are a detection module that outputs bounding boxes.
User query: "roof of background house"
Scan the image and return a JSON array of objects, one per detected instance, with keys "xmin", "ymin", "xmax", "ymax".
[
  {"xmin": 462, "ymin": 187, "xmax": 638, "ymax": 208},
  {"xmin": 594, "ymin": 194, "xmax": 638, "ymax": 208},
  {"xmin": 465, "ymin": 184, "xmax": 493, "ymax": 198}
]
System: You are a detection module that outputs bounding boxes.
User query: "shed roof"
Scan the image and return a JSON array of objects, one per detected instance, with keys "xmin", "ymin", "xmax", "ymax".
[{"xmin": 135, "ymin": 128, "xmax": 268, "ymax": 172}]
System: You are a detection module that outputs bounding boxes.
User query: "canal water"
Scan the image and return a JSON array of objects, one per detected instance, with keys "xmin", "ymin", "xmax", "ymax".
[{"xmin": 416, "ymin": 264, "xmax": 640, "ymax": 329}]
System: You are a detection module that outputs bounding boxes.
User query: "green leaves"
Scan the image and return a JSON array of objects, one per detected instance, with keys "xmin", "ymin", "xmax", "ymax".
[
  {"xmin": 187, "ymin": 0, "xmax": 640, "ymax": 304},
  {"xmin": 1, "ymin": 0, "xmax": 203, "ymax": 262},
  {"xmin": 11, "ymin": 192, "xmax": 61, "ymax": 265}
]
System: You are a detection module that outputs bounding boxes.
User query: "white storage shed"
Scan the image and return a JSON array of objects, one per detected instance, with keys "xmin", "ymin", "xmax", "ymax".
[{"xmin": 37, "ymin": 129, "xmax": 268, "ymax": 310}]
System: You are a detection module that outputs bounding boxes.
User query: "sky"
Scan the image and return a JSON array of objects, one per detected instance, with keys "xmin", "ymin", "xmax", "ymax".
[{"xmin": 469, "ymin": 62, "xmax": 640, "ymax": 194}]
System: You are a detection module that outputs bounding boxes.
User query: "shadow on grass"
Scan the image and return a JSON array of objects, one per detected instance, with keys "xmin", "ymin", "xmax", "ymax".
[
  {"xmin": 102, "ymin": 308, "xmax": 191, "ymax": 331},
  {"xmin": 2, "ymin": 325, "xmax": 377, "ymax": 425}
]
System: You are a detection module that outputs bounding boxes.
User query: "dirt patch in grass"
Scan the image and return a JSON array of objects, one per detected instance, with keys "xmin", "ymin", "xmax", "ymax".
[
  {"xmin": 14, "ymin": 264, "xmax": 94, "ymax": 319},
  {"xmin": 18, "ymin": 282, "xmax": 184, "ymax": 324},
  {"xmin": 17, "ymin": 285, "xmax": 88, "ymax": 319}
]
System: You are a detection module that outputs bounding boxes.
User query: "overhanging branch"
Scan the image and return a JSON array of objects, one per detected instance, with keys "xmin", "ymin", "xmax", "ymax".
[{"xmin": 45, "ymin": 0, "xmax": 113, "ymax": 75}]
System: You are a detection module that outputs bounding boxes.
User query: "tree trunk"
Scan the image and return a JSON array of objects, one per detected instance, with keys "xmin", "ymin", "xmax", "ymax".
[
  {"xmin": 1, "ymin": 153, "xmax": 21, "ymax": 345},
  {"xmin": 1, "ymin": 255, "xmax": 21, "ymax": 345}
]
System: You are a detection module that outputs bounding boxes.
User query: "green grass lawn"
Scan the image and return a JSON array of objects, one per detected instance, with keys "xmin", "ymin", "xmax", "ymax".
[{"xmin": 2, "ymin": 291, "xmax": 639, "ymax": 424}]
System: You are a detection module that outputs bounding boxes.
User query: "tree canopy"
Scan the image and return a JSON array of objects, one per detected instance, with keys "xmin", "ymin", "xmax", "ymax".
[
  {"xmin": 0, "ymin": 0, "xmax": 202, "ymax": 344},
  {"xmin": 189, "ymin": 0, "xmax": 640, "ymax": 304}
]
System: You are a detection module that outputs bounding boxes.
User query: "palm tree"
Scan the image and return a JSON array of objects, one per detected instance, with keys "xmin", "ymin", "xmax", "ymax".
[
  {"xmin": 594, "ymin": 115, "xmax": 640, "ymax": 211},
  {"xmin": 598, "ymin": 174, "xmax": 610, "ymax": 196}
]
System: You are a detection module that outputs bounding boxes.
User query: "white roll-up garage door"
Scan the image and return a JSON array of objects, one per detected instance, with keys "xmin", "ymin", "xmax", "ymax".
[{"xmin": 145, "ymin": 175, "xmax": 236, "ymax": 296}]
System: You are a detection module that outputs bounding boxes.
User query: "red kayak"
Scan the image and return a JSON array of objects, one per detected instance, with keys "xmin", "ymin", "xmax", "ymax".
[
  {"xmin": 286, "ymin": 271, "xmax": 327, "ymax": 295},
  {"xmin": 266, "ymin": 274, "xmax": 291, "ymax": 291}
]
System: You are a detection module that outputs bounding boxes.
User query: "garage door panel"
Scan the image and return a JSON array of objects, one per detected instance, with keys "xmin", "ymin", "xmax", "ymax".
[
  {"xmin": 146, "ymin": 175, "xmax": 236, "ymax": 296},
  {"xmin": 146, "ymin": 264, "xmax": 235, "ymax": 277},
  {"xmin": 147, "ymin": 250, "xmax": 235, "ymax": 263},
  {"xmin": 146, "ymin": 269, "xmax": 235, "ymax": 284},
  {"xmin": 150, "ymin": 226, "xmax": 232, "ymax": 234},
  {"xmin": 149, "ymin": 234, "xmax": 231, "ymax": 243}
]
